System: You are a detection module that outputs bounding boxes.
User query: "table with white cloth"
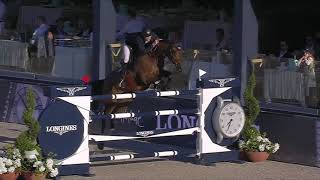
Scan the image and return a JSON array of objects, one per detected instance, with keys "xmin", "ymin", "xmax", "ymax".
[
  {"xmin": 0, "ymin": 40, "xmax": 29, "ymax": 70},
  {"xmin": 264, "ymin": 69, "xmax": 306, "ymax": 105}
]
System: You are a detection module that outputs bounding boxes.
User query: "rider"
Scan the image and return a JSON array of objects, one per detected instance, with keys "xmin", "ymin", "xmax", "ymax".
[
  {"xmin": 141, "ymin": 28, "xmax": 160, "ymax": 54},
  {"xmin": 117, "ymin": 9, "xmax": 145, "ymax": 70},
  {"xmin": 118, "ymin": 28, "xmax": 160, "ymax": 87}
]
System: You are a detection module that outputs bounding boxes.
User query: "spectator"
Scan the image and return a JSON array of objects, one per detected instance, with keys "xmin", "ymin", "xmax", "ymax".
[
  {"xmin": 313, "ymin": 32, "xmax": 320, "ymax": 60},
  {"xmin": 276, "ymin": 40, "xmax": 293, "ymax": 60},
  {"xmin": 51, "ymin": 18, "xmax": 66, "ymax": 36},
  {"xmin": 31, "ymin": 16, "xmax": 49, "ymax": 45},
  {"xmin": 298, "ymin": 50, "xmax": 315, "ymax": 73},
  {"xmin": 304, "ymin": 35, "xmax": 316, "ymax": 56},
  {"xmin": 215, "ymin": 28, "xmax": 229, "ymax": 51},
  {"xmin": 63, "ymin": 20, "xmax": 75, "ymax": 35},
  {"xmin": 77, "ymin": 18, "xmax": 91, "ymax": 37}
]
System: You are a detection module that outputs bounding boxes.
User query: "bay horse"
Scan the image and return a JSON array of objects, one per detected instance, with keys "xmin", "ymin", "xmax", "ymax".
[
  {"xmin": 91, "ymin": 40, "xmax": 183, "ymax": 149},
  {"xmin": 102, "ymin": 40, "xmax": 183, "ymax": 93}
]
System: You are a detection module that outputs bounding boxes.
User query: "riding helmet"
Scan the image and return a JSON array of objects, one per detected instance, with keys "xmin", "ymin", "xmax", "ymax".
[{"xmin": 142, "ymin": 29, "xmax": 152, "ymax": 37}]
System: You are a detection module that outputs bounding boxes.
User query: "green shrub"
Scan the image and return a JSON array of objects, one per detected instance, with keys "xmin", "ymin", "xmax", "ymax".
[
  {"xmin": 242, "ymin": 72, "xmax": 260, "ymax": 140},
  {"xmin": 15, "ymin": 88, "xmax": 41, "ymax": 156}
]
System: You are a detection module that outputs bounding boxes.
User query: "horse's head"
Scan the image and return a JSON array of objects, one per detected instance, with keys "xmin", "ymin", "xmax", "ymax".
[
  {"xmin": 168, "ymin": 44, "xmax": 183, "ymax": 72},
  {"xmin": 157, "ymin": 41, "xmax": 183, "ymax": 72}
]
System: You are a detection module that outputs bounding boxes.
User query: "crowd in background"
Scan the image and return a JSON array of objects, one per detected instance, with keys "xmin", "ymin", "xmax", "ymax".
[{"xmin": 269, "ymin": 33, "xmax": 320, "ymax": 74}]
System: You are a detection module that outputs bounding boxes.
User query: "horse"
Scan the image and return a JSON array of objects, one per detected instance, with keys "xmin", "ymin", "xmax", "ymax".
[
  {"xmin": 103, "ymin": 40, "xmax": 183, "ymax": 93},
  {"xmin": 91, "ymin": 40, "xmax": 183, "ymax": 149}
]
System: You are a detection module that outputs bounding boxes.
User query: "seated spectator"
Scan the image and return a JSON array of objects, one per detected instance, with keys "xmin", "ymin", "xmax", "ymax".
[
  {"xmin": 50, "ymin": 18, "xmax": 66, "ymax": 37},
  {"xmin": 63, "ymin": 20, "xmax": 75, "ymax": 35},
  {"xmin": 314, "ymin": 32, "xmax": 320, "ymax": 60},
  {"xmin": 298, "ymin": 50, "xmax": 315, "ymax": 73},
  {"xmin": 276, "ymin": 40, "xmax": 294, "ymax": 60},
  {"xmin": 76, "ymin": 19, "xmax": 91, "ymax": 38},
  {"xmin": 215, "ymin": 28, "xmax": 230, "ymax": 51},
  {"xmin": 304, "ymin": 35, "xmax": 316, "ymax": 56}
]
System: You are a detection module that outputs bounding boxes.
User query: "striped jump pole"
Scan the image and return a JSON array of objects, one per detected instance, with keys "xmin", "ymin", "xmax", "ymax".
[
  {"xmin": 90, "ymin": 89, "xmax": 200, "ymax": 101},
  {"xmin": 90, "ymin": 150, "xmax": 189, "ymax": 162},
  {"xmin": 89, "ymin": 127, "xmax": 199, "ymax": 142},
  {"xmin": 91, "ymin": 108, "xmax": 199, "ymax": 120}
]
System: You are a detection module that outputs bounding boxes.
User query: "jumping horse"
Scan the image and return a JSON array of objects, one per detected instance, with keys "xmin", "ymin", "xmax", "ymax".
[
  {"xmin": 91, "ymin": 40, "xmax": 183, "ymax": 149},
  {"xmin": 100, "ymin": 40, "xmax": 183, "ymax": 93},
  {"xmin": 121, "ymin": 40, "xmax": 183, "ymax": 92}
]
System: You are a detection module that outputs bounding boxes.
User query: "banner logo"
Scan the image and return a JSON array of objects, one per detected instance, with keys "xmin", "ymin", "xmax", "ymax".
[
  {"xmin": 209, "ymin": 78, "xmax": 235, "ymax": 87},
  {"xmin": 46, "ymin": 125, "xmax": 77, "ymax": 136},
  {"xmin": 56, "ymin": 87, "xmax": 87, "ymax": 96},
  {"xmin": 136, "ymin": 131, "xmax": 154, "ymax": 137}
]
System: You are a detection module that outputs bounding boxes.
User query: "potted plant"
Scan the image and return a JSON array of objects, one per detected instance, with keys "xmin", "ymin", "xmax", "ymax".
[
  {"xmin": 21, "ymin": 154, "xmax": 59, "ymax": 180},
  {"xmin": 240, "ymin": 72, "xmax": 280, "ymax": 162},
  {"xmin": 0, "ymin": 145, "xmax": 22, "ymax": 180},
  {"xmin": 239, "ymin": 132, "xmax": 280, "ymax": 162},
  {"xmin": 13, "ymin": 88, "xmax": 59, "ymax": 179}
]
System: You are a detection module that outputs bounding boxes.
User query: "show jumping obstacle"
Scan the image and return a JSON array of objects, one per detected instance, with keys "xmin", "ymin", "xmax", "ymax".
[{"xmin": 38, "ymin": 70, "xmax": 240, "ymax": 176}]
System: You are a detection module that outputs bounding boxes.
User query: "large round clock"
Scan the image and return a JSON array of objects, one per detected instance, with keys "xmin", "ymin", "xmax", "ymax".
[{"xmin": 213, "ymin": 96, "xmax": 245, "ymax": 144}]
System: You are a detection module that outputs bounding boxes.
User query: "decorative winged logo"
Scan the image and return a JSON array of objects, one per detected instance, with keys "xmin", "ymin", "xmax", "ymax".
[
  {"xmin": 136, "ymin": 131, "xmax": 154, "ymax": 137},
  {"xmin": 53, "ymin": 131, "xmax": 68, "ymax": 136},
  {"xmin": 209, "ymin": 78, "xmax": 236, "ymax": 87},
  {"xmin": 56, "ymin": 87, "xmax": 87, "ymax": 96}
]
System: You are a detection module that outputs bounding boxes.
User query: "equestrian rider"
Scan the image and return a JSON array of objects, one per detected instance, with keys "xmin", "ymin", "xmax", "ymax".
[
  {"xmin": 117, "ymin": 9, "xmax": 145, "ymax": 71},
  {"xmin": 120, "ymin": 29, "xmax": 159, "ymax": 86},
  {"xmin": 141, "ymin": 28, "xmax": 160, "ymax": 54}
]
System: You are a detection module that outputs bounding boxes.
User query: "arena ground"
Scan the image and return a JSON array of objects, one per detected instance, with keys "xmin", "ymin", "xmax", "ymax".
[{"xmin": 1, "ymin": 122, "xmax": 320, "ymax": 180}]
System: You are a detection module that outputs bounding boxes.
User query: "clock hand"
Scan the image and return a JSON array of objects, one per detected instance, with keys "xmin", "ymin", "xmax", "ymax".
[{"xmin": 226, "ymin": 119, "xmax": 233, "ymax": 130}]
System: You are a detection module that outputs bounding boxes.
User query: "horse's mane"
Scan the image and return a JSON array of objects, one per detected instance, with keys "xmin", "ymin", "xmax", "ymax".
[{"xmin": 158, "ymin": 40, "xmax": 182, "ymax": 50}]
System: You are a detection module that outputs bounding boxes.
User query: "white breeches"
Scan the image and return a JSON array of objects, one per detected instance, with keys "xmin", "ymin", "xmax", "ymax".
[{"xmin": 122, "ymin": 44, "xmax": 130, "ymax": 64}]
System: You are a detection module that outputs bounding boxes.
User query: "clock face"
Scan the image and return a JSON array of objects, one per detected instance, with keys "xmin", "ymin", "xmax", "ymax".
[{"xmin": 218, "ymin": 102, "xmax": 245, "ymax": 138}]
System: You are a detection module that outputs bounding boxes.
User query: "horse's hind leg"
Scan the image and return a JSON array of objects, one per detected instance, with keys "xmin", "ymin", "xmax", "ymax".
[
  {"xmin": 162, "ymin": 70, "xmax": 172, "ymax": 79},
  {"xmin": 97, "ymin": 103, "xmax": 117, "ymax": 150}
]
